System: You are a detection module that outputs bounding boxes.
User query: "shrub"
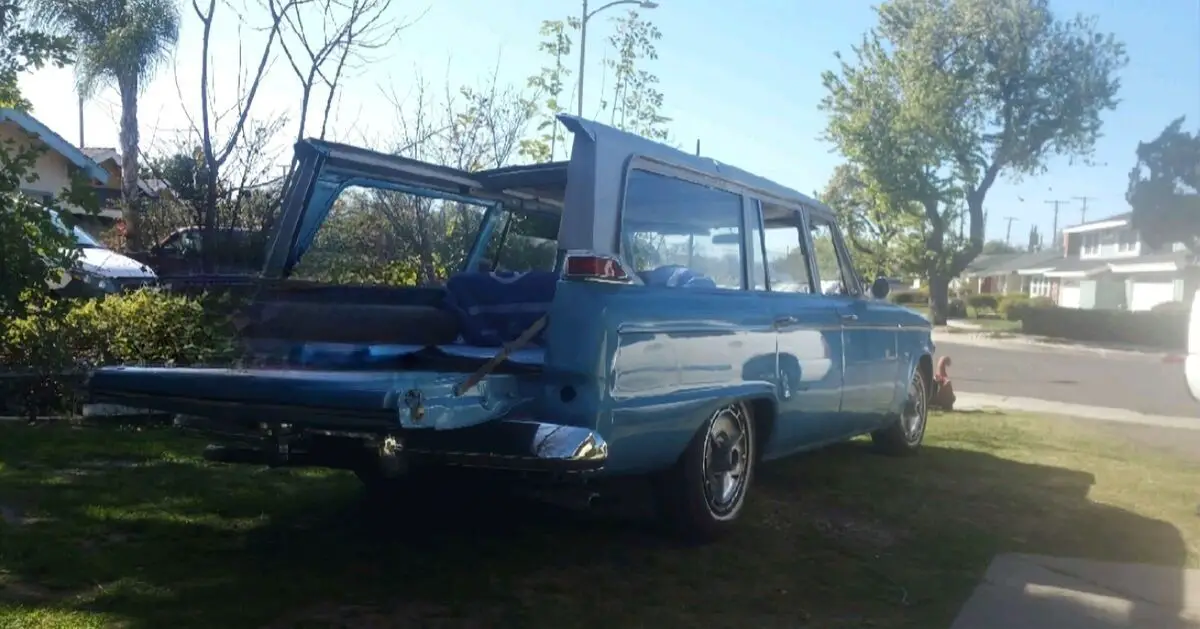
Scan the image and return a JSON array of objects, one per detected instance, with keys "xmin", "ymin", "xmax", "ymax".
[
  {"xmin": 889, "ymin": 288, "xmax": 928, "ymax": 305},
  {"xmin": 998, "ymin": 295, "xmax": 1030, "ymax": 321},
  {"xmin": 0, "ymin": 289, "xmax": 238, "ymax": 417},
  {"xmin": 966, "ymin": 294, "xmax": 999, "ymax": 311},
  {"xmin": 947, "ymin": 298, "xmax": 968, "ymax": 319},
  {"xmin": 1000, "ymin": 295, "xmax": 1056, "ymax": 321}
]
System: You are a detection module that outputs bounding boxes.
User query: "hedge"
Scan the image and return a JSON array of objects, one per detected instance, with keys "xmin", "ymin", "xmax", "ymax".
[
  {"xmin": 0, "ymin": 290, "xmax": 238, "ymax": 417},
  {"xmin": 1021, "ymin": 305, "xmax": 1188, "ymax": 350}
]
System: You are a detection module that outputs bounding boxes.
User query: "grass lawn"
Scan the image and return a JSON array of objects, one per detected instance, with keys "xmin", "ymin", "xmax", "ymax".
[{"xmin": 2, "ymin": 413, "xmax": 1199, "ymax": 629}]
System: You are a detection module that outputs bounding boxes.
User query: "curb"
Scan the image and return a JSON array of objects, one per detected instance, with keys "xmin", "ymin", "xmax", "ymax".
[{"xmin": 955, "ymin": 392, "xmax": 1199, "ymax": 430}]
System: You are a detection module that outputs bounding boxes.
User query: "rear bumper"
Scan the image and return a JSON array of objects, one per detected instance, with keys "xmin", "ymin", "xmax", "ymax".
[
  {"xmin": 90, "ymin": 388, "xmax": 608, "ymax": 474},
  {"xmin": 190, "ymin": 416, "xmax": 609, "ymax": 474}
]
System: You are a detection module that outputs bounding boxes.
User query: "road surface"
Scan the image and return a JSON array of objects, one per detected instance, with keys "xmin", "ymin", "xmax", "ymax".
[{"xmin": 937, "ymin": 340, "xmax": 1197, "ymax": 418}]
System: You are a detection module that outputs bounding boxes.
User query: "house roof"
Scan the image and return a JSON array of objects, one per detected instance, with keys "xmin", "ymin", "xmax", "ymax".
[
  {"xmin": 1107, "ymin": 251, "xmax": 1192, "ymax": 274},
  {"xmin": 962, "ymin": 253, "xmax": 1020, "ymax": 277},
  {"xmin": 0, "ymin": 108, "xmax": 108, "ymax": 183},
  {"xmin": 993, "ymin": 249, "xmax": 1064, "ymax": 274},
  {"xmin": 1061, "ymin": 212, "xmax": 1132, "ymax": 235},
  {"xmin": 81, "ymin": 146, "xmax": 170, "ymax": 197},
  {"xmin": 1041, "ymin": 256, "xmax": 1112, "ymax": 278}
]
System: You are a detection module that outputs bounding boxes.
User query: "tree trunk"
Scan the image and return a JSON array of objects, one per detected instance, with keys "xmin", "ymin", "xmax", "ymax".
[
  {"xmin": 928, "ymin": 273, "xmax": 951, "ymax": 325},
  {"xmin": 116, "ymin": 73, "xmax": 142, "ymax": 252}
]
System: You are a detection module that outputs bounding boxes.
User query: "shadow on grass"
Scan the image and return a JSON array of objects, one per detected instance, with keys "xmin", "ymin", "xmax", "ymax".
[{"xmin": 0, "ymin": 423, "xmax": 1190, "ymax": 629}]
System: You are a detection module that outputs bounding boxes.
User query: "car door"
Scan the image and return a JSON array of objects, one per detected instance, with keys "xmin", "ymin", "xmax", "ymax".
[
  {"xmin": 746, "ymin": 200, "xmax": 846, "ymax": 453},
  {"xmin": 807, "ymin": 215, "xmax": 898, "ymax": 428}
]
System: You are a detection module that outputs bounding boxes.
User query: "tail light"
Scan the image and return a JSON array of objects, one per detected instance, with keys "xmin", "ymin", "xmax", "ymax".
[{"xmin": 563, "ymin": 252, "xmax": 631, "ymax": 283}]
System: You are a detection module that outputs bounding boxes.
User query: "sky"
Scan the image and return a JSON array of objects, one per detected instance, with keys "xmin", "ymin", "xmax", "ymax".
[{"xmin": 16, "ymin": 0, "xmax": 1200, "ymax": 247}]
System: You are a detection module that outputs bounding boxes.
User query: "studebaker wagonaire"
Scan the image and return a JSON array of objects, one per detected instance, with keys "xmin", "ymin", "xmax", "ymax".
[{"xmin": 87, "ymin": 115, "xmax": 936, "ymax": 542}]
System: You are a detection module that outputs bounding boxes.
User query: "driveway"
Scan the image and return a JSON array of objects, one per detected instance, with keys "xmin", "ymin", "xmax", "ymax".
[{"xmin": 937, "ymin": 340, "xmax": 1196, "ymax": 418}]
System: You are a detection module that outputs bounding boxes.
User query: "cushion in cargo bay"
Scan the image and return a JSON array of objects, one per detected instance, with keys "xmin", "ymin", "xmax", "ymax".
[{"xmin": 443, "ymin": 271, "xmax": 557, "ymax": 347}]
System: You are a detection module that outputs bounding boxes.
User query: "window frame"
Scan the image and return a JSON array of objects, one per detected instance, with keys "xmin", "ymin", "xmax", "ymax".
[
  {"xmin": 804, "ymin": 212, "xmax": 863, "ymax": 297},
  {"xmin": 746, "ymin": 197, "xmax": 823, "ymax": 295},
  {"xmin": 617, "ymin": 159, "xmax": 750, "ymax": 291}
]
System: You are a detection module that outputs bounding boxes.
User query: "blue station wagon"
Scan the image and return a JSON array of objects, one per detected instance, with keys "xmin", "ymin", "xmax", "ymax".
[{"xmin": 88, "ymin": 115, "xmax": 936, "ymax": 541}]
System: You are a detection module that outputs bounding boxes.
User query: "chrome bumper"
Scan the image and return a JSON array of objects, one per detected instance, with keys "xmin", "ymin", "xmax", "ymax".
[{"xmin": 188, "ymin": 416, "xmax": 609, "ymax": 474}]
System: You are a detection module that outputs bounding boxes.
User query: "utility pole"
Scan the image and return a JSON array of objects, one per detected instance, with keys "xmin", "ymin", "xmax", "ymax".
[
  {"xmin": 1003, "ymin": 216, "xmax": 1018, "ymax": 246},
  {"xmin": 1073, "ymin": 196, "xmax": 1095, "ymax": 224},
  {"xmin": 78, "ymin": 93, "xmax": 85, "ymax": 147},
  {"xmin": 1044, "ymin": 199, "xmax": 1067, "ymax": 247},
  {"xmin": 695, "ymin": 139, "xmax": 700, "ymax": 156}
]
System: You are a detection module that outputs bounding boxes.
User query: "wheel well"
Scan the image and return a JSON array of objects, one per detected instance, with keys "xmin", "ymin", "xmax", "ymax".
[
  {"xmin": 918, "ymin": 354, "xmax": 933, "ymax": 400},
  {"xmin": 747, "ymin": 397, "xmax": 775, "ymax": 459}
]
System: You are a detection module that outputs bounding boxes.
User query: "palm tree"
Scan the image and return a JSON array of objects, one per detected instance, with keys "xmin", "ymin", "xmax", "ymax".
[{"xmin": 31, "ymin": 0, "xmax": 179, "ymax": 250}]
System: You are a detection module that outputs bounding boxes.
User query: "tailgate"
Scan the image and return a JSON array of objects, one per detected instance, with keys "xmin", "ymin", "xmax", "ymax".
[{"xmin": 88, "ymin": 366, "xmax": 528, "ymax": 430}]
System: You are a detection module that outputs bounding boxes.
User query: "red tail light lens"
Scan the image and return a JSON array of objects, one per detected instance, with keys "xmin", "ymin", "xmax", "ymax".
[{"xmin": 564, "ymin": 255, "xmax": 630, "ymax": 282}]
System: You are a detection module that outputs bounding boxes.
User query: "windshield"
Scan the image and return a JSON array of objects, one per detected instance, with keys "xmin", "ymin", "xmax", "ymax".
[{"xmin": 48, "ymin": 210, "xmax": 102, "ymax": 248}]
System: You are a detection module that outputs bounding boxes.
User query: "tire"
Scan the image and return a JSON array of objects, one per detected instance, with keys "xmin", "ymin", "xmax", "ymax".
[
  {"xmin": 655, "ymin": 400, "xmax": 756, "ymax": 544},
  {"xmin": 871, "ymin": 366, "xmax": 929, "ymax": 455}
]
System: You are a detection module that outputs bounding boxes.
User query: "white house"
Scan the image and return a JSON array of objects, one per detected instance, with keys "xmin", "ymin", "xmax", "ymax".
[{"xmin": 1043, "ymin": 213, "xmax": 1191, "ymax": 311}]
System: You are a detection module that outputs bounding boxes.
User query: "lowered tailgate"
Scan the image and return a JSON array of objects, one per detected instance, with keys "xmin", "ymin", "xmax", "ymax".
[{"xmin": 88, "ymin": 366, "xmax": 527, "ymax": 431}]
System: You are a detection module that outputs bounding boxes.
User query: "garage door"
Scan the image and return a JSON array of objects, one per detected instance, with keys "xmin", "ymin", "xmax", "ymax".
[
  {"xmin": 1058, "ymin": 282, "xmax": 1081, "ymax": 308},
  {"xmin": 1130, "ymin": 281, "xmax": 1176, "ymax": 311}
]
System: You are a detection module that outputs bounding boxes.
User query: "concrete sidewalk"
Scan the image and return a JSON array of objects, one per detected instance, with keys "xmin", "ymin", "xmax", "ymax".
[
  {"xmin": 951, "ymin": 554, "xmax": 1200, "ymax": 629},
  {"xmin": 954, "ymin": 392, "xmax": 1199, "ymax": 431}
]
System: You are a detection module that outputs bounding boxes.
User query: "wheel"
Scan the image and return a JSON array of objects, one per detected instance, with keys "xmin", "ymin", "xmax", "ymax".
[
  {"xmin": 871, "ymin": 366, "xmax": 929, "ymax": 455},
  {"xmin": 655, "ymin": 400, "xmax": 756, "ymax": 543}
]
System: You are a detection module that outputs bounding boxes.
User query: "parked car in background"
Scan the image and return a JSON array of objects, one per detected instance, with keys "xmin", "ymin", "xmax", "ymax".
[
  {"xmin": 88, "ymin": 115, "xmax": 936, "ymax": 542},
  {"xmin": 46, "ymin": 210, "xmax": 157, "ymax": 297},
  {"xmin": 129, "ymin": 226, "xmax": 267, "ymax": 278}
]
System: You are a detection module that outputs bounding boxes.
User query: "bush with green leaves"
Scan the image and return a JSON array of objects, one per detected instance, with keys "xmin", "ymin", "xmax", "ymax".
[
  {"xmin": 999, "ymin": 295, "xmax": 1056, "ymax": 322},
  {"xmin": 966, "ymin": 294, "xmax": 999, "ymax": 311},
  {"xmin": 889, "ymin": 288, "xmax": 929, "ymax": 305},
  {"xmin": 0, "ymin": 289, "xmax": 238, "ymax": 417}
]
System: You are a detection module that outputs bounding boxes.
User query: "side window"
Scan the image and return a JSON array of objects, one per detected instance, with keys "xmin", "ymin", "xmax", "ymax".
[
  {"xmin": 622, "ymin": 169, "xmax": 744, "ymax": 290},
  {"xmin": 749, "ymin": 200, "xmax": 814, "ymax": 293},
  {"xmin": 808, "ymin": 217, "xmax": 858, "ymax": 296}
]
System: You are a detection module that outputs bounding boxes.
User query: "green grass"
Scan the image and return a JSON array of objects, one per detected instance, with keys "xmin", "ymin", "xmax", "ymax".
[{"xmin": 1, "ymin": 413, "xmax": 1199, "ymax": 629}]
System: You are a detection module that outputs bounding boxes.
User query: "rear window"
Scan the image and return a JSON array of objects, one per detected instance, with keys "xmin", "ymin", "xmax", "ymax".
[{"xmin": 620, "ymin": 169, "xmax": 745, "ymax": 290}]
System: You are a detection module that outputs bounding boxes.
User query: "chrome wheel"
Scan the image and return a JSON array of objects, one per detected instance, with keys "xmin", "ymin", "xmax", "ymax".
[
  {"xmin": 701, "ymin": 402, "xmax": 752, "ymax": 520},
  {"xmin": 901, "ymin": 371, "xmax": 928, "ymax": 445}
]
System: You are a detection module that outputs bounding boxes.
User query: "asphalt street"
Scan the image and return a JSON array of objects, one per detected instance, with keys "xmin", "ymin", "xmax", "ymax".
[{"xmin": 937, "ymin": 340, "xmax": 1198, "ymax": 419}]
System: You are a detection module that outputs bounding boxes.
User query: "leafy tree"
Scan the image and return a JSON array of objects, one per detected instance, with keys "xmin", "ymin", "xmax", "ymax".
[
  {"xmin": 0, "ymin": 1, "xmax": 85, "ymax": 319},
  {"xmin": 522, "ymin": 19, "xmax": 576, "ymax": 163},
  {"xmin": 983, "ymin": 240, "xmax": 1019, "ymax": 255},
  {"xmin": 0, "ymin": 0, "xmax": 71, "ymax": 109},
  {"xmin": 819, "ymin": 163, "xmax": 919, "ymax": 278},
  {"xmin": 821, "ymin": 0, "xmax": 1126, "ymax": 323},
  {"xmin": 602, "ymin": 10, "xmax": 669, "ymax": 140},
  {"xmin": 30, "ymin": 0, "xmax": 181, "ymax": 250},
  {"xmin": 1127, "ymin": 117, "xmax": 1200, "ymax": 252}
]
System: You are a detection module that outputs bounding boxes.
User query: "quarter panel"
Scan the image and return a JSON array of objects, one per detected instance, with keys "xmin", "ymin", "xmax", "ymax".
[{"xmin": 543, "ymin": 282, "xmax": 777, "ymax": 475}]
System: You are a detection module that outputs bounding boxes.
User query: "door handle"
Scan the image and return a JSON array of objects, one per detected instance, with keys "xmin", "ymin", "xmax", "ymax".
[
  {"xmin": 773, "ymin": 316, "xmax": 798, "ymax": 329},
  {"xmin": 840, "ymin": 313, "xmax": 859, "ymax": 322}
]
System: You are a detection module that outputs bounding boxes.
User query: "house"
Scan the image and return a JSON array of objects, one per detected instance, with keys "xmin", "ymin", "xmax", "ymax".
[
  {"xmin": 0, "ymin": 108, "xmax": 112, "ymax": 217},
  {"xmin": 969, "ymin": 213, "xmax": 1193, "ymax": 311},
  {"xmin": 961, "ymin": 249, "xmax": 1063, "ymax": 297},
  {"xmin": 81, "ymin": 147, "xmax": 171, "ymax": 206},
  {"xmin": 1046, "ymin": 213, "xmax": 1192, "ymax": 311}
]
